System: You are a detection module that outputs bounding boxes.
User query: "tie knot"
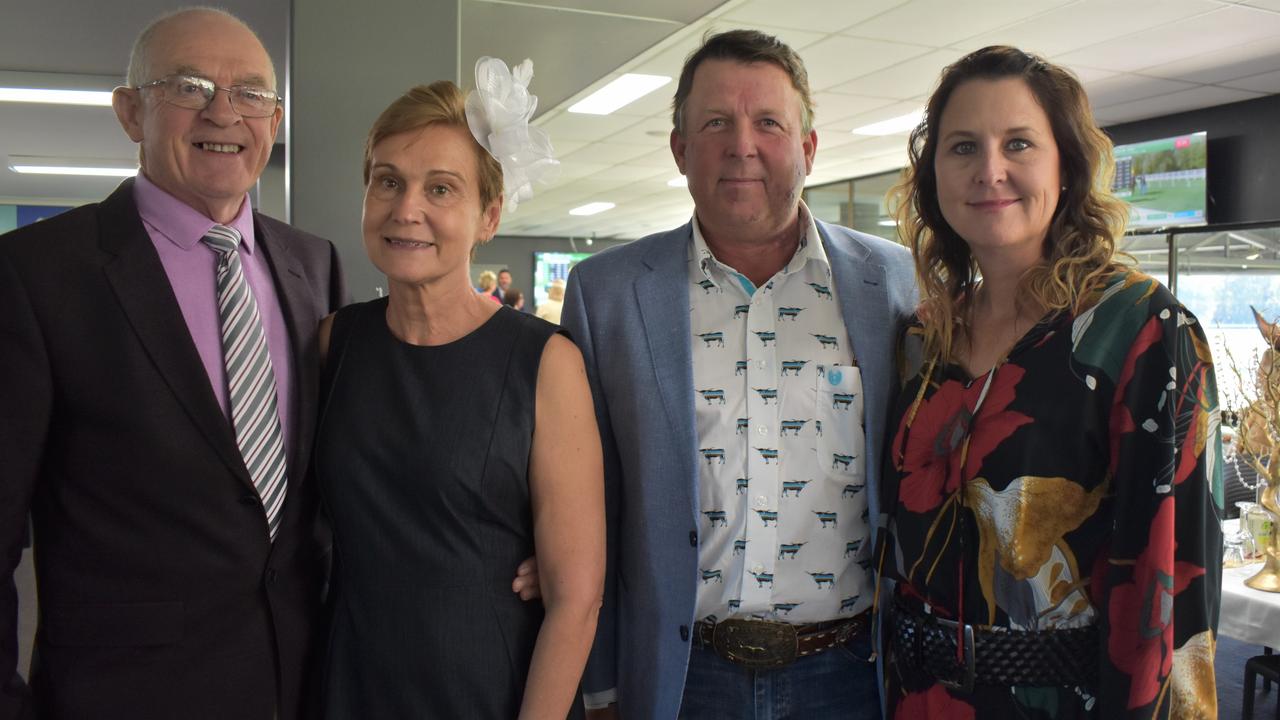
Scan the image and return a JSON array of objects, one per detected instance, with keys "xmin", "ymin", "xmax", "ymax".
[{"xmin": 202, "ymin": 225, "xmax": 242, "ymax": 255}]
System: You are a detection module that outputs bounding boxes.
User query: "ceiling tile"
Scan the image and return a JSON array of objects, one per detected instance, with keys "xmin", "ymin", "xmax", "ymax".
[
  {"xmin": 822, "ymin": 99, "xmax": 923, "ymax": 133},
  {"xmin": 1137, "ymin": 35, "xmax": 1280, "ymax": 84},
  {"xmin": 826, "ymin": 49, "xmax": 964, "ymax": 100},
  {"xmin": 539, "ymin": 111, "xmax": 645, "ymax": 144},
  {"xmin": 812, "ymin": 92, "xmax": 898, "ymax": 124},
  {"xmin": 849, "ymin": 0, "xmax": 1072, "ymax": 47},
  {"xmin": 1093, "ymin": 85, "xmax": 1264, "ymax": 124},
  {"xmin": 1220, "ymin": 67, "xmax": 1280, "ymax": 92},
  {"xmin": 725, "ymin": 0, "xmax": 909, "ymax": 34},
  {"xmin": 1055, "ymin": 5, "xmax": 1280, "ymax": 74},
  {"xmin": 1082, "ymin": 74, "xmax": 1198, "ymax": 108},
  {"xmin": 956, "ymin": 0, "xmax": 1223, "ymax": 56},
  {"xmin": 560, "ymin": 142, "xmax": 656, "ymax": 165},
  {"xmin": 801, "ymin": 36, "xmax": 934, "ymax": 92}
]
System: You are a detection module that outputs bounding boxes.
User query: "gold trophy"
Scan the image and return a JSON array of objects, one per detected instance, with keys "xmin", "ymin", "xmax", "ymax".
[{"xmin": 1233, "ymin": 307, "xmax": 1280, "ymax": 591}]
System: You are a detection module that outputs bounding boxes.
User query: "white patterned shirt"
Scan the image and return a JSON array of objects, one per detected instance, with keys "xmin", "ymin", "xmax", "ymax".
[{"xmin": 689, "ymin": 204, "xmax": 873, "ymax": 625}]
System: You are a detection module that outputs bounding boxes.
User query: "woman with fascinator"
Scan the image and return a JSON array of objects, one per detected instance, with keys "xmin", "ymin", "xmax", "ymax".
[
  {"xmin": 879, "ymin": 46, "xmax": 1221, "ymax": 717},
  {"xmin": 314, "ymin": 60, "xmax": 602, "ymax": 718}
]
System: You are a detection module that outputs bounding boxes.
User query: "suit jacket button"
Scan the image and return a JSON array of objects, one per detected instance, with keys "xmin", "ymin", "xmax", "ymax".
[
  {"xmin": 239, "ymin": 494, "xmax": 259, "ymax": 505},
  {"xmin": 679, "ymin": 625, "xmax": 689, "ymax": 642},
  {"xmin": 689, "ymin": 530, "xmax": 698, "ymax": 547}
]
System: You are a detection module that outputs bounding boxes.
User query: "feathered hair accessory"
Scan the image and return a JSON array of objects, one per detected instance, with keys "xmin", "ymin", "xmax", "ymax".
[{"xmin": 465, "ymin": 57, "xmax": 559, "ymax": 211}]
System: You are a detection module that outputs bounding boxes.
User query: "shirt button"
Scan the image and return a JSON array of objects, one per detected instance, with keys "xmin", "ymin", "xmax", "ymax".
[
  {"xmin": 689, "ymin": 530, "xmax": 698, "ymax": 547},
  {"xmin": 754, "ymin": 495, "xmax": 767, "ymax": 510},
  {"xmin": 757, "ymin": 360, "xmax": 767, "ymax": 370},
  {"xmin": 751, "ymin": 563, "xmax": 765, "ymax": 574},
  {"xmin": 756, "ymin": 425, "xmax": 768, "ymax": 436},
  {"xmin": 679, "ymin": 625, "xmax": 690, "ymax": 641}
]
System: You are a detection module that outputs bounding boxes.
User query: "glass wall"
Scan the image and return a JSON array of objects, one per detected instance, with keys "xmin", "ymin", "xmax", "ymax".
[{"xmin": 803, "ymin": 169, "xmax": 902, "ymax": 242}]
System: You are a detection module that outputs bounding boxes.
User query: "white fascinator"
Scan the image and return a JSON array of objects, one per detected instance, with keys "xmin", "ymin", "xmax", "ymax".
[{"xmin": 465, "ymin": 57, "xmax": 560, "ymax": 211}]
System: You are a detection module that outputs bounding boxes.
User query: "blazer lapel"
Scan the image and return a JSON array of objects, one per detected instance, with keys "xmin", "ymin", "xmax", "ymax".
[
  {"xmin": 97, "ymin": 180, "xmax": 252, "ymax": 485},
  {"xmin": 254, "ymin": 215, "xmax": 315, "ymax": 482},
  {"xmin": 633, "ymin": 225, "xmax": 700, "ymax": 518}
]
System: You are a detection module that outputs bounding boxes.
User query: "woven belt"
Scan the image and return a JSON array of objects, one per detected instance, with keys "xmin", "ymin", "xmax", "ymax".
[
  {"xmin": 694, "ymin": 612, "xmax": 868, "ymax": 669},
  {"xmin": 892, "ymin": 600, "xmax": 1098, "ymax": 693}
]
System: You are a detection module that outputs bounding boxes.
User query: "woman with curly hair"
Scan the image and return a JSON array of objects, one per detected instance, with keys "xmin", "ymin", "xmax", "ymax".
[{"xmin": 880, "ymin": 46, "xmax": 1222, "ymax": 719}]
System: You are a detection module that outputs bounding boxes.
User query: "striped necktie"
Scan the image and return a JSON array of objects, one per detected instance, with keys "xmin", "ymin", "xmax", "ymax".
[{"xmin": 202, "ymin": 224, "xmax": 288, "ymax": 541}]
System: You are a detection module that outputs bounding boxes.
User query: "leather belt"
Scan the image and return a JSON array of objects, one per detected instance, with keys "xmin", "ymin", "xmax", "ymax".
[
  {"xmin": 892, "ymin": 599, "xmax": 1098, "ymax": 693},
  {"xmin": 694, "ymin": 612, "xmax": 868, "ymax": 669}
]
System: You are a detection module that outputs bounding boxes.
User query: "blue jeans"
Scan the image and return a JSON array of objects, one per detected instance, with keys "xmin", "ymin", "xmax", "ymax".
[{"xmin": 678, "ymin": 628, "xmax": 879, "ymax": 719}]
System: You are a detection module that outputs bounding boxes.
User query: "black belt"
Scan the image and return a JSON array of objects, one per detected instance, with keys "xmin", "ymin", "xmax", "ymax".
[
  {"xmin": 892, "ymin": 600, "xmax": 1098, "ymax": 693},
  {"xmin": 694, "ymin": 612, "xmax": 868, "ymax": 669}
]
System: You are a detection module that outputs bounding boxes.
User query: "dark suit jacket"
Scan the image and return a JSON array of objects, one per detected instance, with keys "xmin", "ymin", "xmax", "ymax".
[{"xmin": 0, "ymin": 179, "xmax": 346, "ymax": 720}]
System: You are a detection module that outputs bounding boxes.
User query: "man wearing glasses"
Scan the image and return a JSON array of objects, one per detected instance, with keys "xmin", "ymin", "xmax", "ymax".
[{"xmin": 0, "ymin": 9, "xmax": 342, "ymax": 719}]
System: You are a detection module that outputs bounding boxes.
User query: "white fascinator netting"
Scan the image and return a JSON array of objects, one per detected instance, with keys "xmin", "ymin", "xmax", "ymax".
[{"xmin": 465, "ymin": 56, "xmax": 560, "ymax": 212}]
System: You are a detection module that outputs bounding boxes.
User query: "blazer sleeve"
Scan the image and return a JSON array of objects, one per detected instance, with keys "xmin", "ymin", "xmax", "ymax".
[
  {"xmin": 0, "ymin": 251, "xmax": 46, "ymax": 720},
  {"xmin": 560, "ymin": 269, "xmax": 620, "ymax": 700}
]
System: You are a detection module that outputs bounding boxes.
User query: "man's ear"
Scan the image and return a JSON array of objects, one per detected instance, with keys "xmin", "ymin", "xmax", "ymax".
[
  {"xmin": 113, "ymin": 87, "xmax": 145, "ymax": 143},
  {"xmin": 670, "ymin": 128, "xmax": 687, "ymax": 175}
]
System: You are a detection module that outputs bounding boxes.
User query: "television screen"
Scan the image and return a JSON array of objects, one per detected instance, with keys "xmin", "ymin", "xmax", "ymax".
[
  {"xmin": 1111, "ymin": 131, "xmax": 1207, "ymax": 229},
  {"xmin": 532, "ymin": 251, "xmax": 594, "ymax": 311}
]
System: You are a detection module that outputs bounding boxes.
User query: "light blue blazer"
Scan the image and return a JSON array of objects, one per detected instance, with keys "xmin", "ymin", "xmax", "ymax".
[{"xmin": 561, "ymin": 219, "xmax": 917, "ymax": 718}]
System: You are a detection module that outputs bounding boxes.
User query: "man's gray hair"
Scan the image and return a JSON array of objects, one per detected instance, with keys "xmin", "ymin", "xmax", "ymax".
[{"xmin": 125, "ymin": 7, "xmax": 276, "ymax": 88}]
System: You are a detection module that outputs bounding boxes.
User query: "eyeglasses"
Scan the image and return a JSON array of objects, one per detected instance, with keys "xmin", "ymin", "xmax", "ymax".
[{"xmin": 134, "ymin": 74, "xmax": 281, "ymax": 118}]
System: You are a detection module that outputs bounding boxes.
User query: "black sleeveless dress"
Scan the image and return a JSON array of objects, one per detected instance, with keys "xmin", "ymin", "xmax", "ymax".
[{"xmin": 316, "ymin": 298, "xmax": 575, "ymax": 719}]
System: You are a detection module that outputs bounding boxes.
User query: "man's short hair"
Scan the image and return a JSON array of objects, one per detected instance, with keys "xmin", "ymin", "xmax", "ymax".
[
  {"xmin": 125, "ymin": 7, "xmax": 276, "ymax": 88},
  {"xmin": 671, "ymin": 29, "xmax": 815, "ymax": 135}
]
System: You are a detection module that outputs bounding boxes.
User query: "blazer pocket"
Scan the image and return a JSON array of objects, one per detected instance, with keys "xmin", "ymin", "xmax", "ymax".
[{"xmin": 44, "ymin": 601, "xmax": 184, "ymax": 647}]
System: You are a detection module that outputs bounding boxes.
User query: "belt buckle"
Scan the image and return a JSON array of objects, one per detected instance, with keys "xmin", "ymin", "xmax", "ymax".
[
  {"xmin": 932, "ymin": 617, "xmax": 976, "ymax": 693},
  {"xmin": 711, "ymin": 618, "xmax": 798, "ymax": 669}
]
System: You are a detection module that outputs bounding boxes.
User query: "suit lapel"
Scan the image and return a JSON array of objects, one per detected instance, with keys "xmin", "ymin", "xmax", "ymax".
[
  {"xmin": 97, "ymin": 180, "xmax": 252, "ymax": 485},
  {"xmin": 633, "ymin": 226, "xmax": 700, "ymax": 516},
  {"xmin": 254, "ymin": 216, "xmax": 315, "ymax": 482}
]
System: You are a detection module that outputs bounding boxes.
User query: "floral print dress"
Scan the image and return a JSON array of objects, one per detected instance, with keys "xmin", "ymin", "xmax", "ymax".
[{"xmin": 883, "ymin": 270, "xmax": 1223, "ymax": 719}]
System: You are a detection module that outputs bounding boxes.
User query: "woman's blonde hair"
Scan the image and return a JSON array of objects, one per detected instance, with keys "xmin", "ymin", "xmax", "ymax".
[
  {"xmin": 476, "ymin": 270, "xmax": 498, "ymax": 292},
  {"xmin": 892, "ymin": 46, "xmax": 1130, "ymax": 363},
  {"xmin": 364, "ymin": 81, "xmax": 504, "ymax": 215}
]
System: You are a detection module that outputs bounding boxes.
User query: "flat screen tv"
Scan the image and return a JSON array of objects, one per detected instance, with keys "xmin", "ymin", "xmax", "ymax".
[
  {"xmin": 532, "ymin": 251, "xmax": 593, "ymax": 311},
  {"xmin": 1111, "ymin": 131, "xmax": 1207, "ymax": 229}
]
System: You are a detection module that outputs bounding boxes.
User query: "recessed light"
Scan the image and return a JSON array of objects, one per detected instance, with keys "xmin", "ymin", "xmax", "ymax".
[
  {"xmin": 569, "ymin": 202, "xmax": 615, "ymax": 216},
  {"xmin": 568, "ymin": 74, "xmax": 671, "ymax": 115},
  {"xmin": 852, "ymin": 110, "xmax": 924, "ymax": 136},
  {"xmin": 0, "ymin": 87, "xmax": 113, "ymax": 107}
]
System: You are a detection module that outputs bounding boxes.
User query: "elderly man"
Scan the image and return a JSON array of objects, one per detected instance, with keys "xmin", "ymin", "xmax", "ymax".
[
  {"xmin": 562, "ymin": 29, "xmax": 916, "ymax": 717},
  {"xmin": 0, "ymin": 9, "xmax": 342, "ymax": 719}
]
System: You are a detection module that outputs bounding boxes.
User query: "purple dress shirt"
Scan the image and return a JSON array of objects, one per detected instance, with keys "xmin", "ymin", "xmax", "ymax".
[{"xmin": 134, "ymin": 173, "xmax": 295, "ymax": 465}]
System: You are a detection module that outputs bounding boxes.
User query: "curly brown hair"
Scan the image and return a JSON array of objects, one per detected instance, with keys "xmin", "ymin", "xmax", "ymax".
[{"xmin": 892, "ymin": 46, "xmax": 1129, "ymax": 363}]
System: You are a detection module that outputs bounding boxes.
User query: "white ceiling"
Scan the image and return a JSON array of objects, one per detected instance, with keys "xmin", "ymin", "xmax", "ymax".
[{"xmin": 2, "ymin": 0, "xmax": 1279, "ymax": 240}]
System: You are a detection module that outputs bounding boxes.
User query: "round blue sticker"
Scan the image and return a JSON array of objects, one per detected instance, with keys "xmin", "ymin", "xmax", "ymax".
[{"xmin": 828, "ymin": 369, "xmax": 843, "ymax": 385}]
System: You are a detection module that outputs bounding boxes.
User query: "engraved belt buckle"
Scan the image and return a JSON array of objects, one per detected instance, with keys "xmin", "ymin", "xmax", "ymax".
[
  {"xmin": 933, "ymin": 616, "xmax": 976, "ymax": 693},
  {"xmin": 711, "ymin": 618, "xmax": 798, "ymax": 669}
]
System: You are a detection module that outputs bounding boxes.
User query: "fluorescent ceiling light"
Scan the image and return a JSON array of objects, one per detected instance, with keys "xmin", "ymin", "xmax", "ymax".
[
  {"xmin": 9, "ymin": 155, "xmax": 137, "ymax": 177},
  {"xmin": 852, "ymin": 109, "xmax": 923, "ymax": 136},
  {"xmin": 0, "ymin": 87, "xmax": 113, "ymax": 106},
  {"xmin": 568, "ymin": 74, "xmax": 671, "ymax": 115},
  {"xmin": 877, "ymin": 218, "xmax": 897, "ymax": 227},
  {"xmin": 569, "ymin": 202, "xmax": 615, "ymax": 216},
  {"xmin": 11, "ymin": 165, "xmax": 136, "ymax": 177},
  {"xmin": 667, "ymin": 176, "xmax": 687, "ymax": 187}
]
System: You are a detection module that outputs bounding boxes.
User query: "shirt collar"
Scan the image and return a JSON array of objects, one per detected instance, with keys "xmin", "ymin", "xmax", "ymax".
[
  {"xmin": 688, "ymin": 200, "xmax": 828, "ymax": 283},
  {"xmin": 134, "ymin": 172, "xmax": 257, "ymax": 254}
]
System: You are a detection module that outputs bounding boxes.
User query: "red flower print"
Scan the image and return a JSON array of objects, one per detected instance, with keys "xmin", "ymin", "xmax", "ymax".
[
  {"xmin": 894, "ymin": 683, "xmax": 975, "ymax": 720},
  {"xmin": 1107, "ymin": 497, "xmax": 1205, "ymax": 709},
  {"xmin": 895, "ymin": 365, "xmax": 1032, "ymax": 513}
]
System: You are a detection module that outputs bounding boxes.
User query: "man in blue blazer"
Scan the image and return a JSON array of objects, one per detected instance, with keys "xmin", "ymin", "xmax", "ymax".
[{"xmin": 563, "ymin": 29, "xmax": 917, "ymax": 719}]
